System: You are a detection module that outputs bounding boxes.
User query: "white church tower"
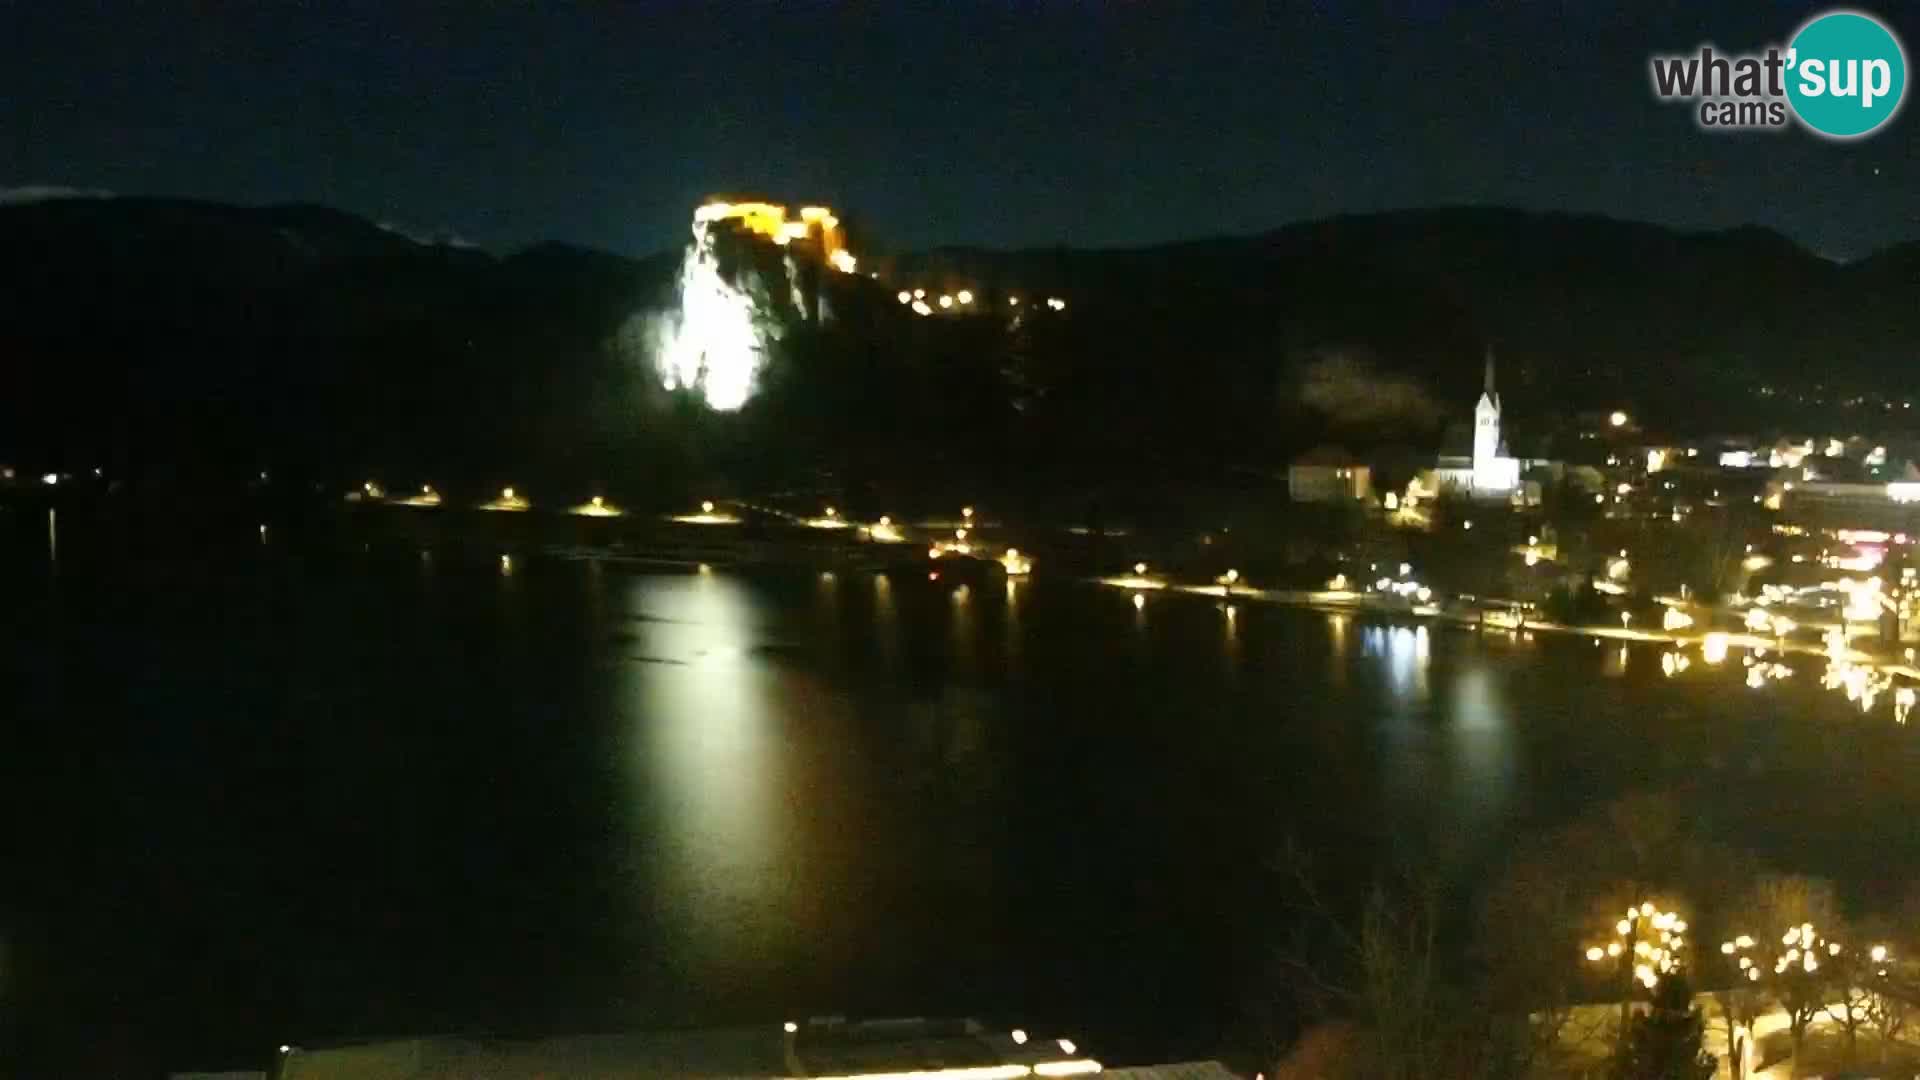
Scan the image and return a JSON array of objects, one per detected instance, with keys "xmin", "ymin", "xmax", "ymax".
[{"xmin": 1471, "ymin": 348, "xmax": 1518, "ymax": 494}]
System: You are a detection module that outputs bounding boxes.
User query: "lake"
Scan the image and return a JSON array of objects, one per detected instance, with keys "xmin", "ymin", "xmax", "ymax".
[{"xmin": 5, "ymin": 507, "xmax": 1919, "ymax": 1076}]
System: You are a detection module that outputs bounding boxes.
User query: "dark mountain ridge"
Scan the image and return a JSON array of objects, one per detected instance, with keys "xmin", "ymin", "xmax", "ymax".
[{"xmin": 2, "ymin": 198, "xmax": 1915, "ymax": 496}]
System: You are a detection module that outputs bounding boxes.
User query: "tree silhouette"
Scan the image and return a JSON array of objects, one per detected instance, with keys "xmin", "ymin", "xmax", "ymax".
[{"xmin": 1613, "ymin": 975, "xmax": 1717, "ymax": 1080}]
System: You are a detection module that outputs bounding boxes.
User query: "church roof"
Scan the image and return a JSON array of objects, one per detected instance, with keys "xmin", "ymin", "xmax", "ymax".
[{"xmin": 1293, "ymin": 445, "xmax": 1362, "ymax": 466}]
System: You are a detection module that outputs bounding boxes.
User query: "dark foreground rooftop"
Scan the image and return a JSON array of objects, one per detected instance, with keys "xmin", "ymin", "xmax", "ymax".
[{"xmin": 202, "ymin": 1017, "xmax": 1236, "ymax": 1080}]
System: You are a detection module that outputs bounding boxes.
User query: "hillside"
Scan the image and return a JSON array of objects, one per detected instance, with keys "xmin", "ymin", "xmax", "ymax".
[{"xmin": 2, "ymin": 198, "xmax": 1916, "ymax": 500}]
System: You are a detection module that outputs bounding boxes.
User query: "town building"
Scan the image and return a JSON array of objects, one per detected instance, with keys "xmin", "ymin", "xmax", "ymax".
[{"xmin": 1288, "ymin": 446, "xmax": 1373, "ymax": 502}]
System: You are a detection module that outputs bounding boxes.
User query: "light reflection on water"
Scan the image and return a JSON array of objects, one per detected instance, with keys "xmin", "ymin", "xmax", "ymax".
[
  {"xmin": 949, "ymin": 582, "xmax": 977, "ymax": 674},
  {"xmin": 618, "ymin": 571, "xmax": 790, "ymax": 967},
  {"xmin": 872, "ymin": 572, "xmax": 899, "ymax": 671},
  {"xmin": 1361, "ymin": 624, "xmax": 1430, "ymax": 702},
  {"xmin": 1446, "ymin": 665, "xmax": 1516, "ymax": 838},
  {"xmin": 1004, "ymin": 576, "xmax": 1022, "ymax": 670}
]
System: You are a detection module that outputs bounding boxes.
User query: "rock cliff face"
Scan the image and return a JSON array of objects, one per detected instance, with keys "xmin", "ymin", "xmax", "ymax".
[{"xmin": 648, "ymin": 202, "xmax": 841, "ymax": 410}]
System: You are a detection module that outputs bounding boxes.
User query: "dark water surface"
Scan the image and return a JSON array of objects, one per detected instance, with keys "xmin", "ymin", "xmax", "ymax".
[{"xmin": 6, "ymin": 507, "xmax": 1920, "ymax": 1076}]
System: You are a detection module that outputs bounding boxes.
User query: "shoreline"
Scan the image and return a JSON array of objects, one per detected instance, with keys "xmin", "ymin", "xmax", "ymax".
[{"xmin": 1091, "ymin": 577, "xmax": 1920, "ymax": 679}]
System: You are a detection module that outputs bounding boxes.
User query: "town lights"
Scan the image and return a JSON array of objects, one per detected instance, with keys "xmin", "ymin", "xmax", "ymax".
[
  {"xmin": 957, "ymin": 289, "xmax": 974, "ymax": 305},
  {"xmin": 1610, "ymin": 410, "xmax": 1629, "ymax": 427},
  {"xmin": 483, "ymin": 486, "xmax": 530, "ymax": 512},
  {"xmin": 1134, "ymin": 562, "xmax": 1148, "ymax": 575},
  {"xmin": 897, "ymin": 290, "xmax": 911, "ymax": 304},
  {"xmin": 572, "ymin": 494, "xmax": 620, "ymax": 517},
  {"xmin": 702, "ymin": 500, "xmax": 715, "ymax": 513},
  {"xmin": 1703, "ymin": 632, "xmax": 1729, "ymax": 664}
]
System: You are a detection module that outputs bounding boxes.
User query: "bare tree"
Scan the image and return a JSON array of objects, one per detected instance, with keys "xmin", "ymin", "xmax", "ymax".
[
  {"xmin": 1722, "ymin": 876, "xmax": 1842, "ymax": 1077},
  {"xmin": 1474, "ymin": 851, "xmax": 1589, "ymax": 1074},
  {"xmin": 1705, "ymin": 982, "xmax": 1769, "ymax": 1080},
  {"xmin": 1268, "ymin": 843, "xmax": 1488, "ymax": 1080}
]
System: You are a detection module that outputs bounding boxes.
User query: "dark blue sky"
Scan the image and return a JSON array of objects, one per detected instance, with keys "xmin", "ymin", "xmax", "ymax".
[{"xmin": 5, "ymin": 1, "xmax": 1916, "ymax": 259}]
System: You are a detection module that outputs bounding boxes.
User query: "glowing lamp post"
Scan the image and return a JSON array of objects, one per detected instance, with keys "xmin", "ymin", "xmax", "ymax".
[
  {"xmin": 1584, "ymin": 901, "xmax": 1688, "ymax": 1047},
  {"xmin": 1720, "ymin": 933, "xmax": 1763, "ymax": 988}
]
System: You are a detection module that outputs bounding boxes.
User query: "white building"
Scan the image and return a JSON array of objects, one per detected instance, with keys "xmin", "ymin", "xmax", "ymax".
[{"xmin": 1434, "ymin": 350, "xmax": 1519, "ymax": 498}]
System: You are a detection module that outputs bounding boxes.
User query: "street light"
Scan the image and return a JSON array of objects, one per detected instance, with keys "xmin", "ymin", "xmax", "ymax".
[{"xmin": 1586, "ymin": 900, "xmax": 1689, "ymax": 1046}]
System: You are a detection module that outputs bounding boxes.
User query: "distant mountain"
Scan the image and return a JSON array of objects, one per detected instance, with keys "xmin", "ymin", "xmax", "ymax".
[
  {"xmin": 2, "ymin": 199, "xmax": 1916, "ymax": 496},
  {"xmin": 0, "ymin": 198, "xmax": 673, "ymax": 488},
  {"xmin": 886, "ymin": 208, "xmax": 1918, "ymax": 422}
]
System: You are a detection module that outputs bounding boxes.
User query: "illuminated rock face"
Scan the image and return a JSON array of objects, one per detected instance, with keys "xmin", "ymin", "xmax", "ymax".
[{"xmin": 650, "ymin": 201, "xmax": 851, "ymax": 411}]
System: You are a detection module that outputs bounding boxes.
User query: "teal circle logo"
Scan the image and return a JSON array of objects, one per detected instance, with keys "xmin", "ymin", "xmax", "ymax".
[{"xmin": 1786, "ymin": 10, "xmax": 1907, "ymax": 138}]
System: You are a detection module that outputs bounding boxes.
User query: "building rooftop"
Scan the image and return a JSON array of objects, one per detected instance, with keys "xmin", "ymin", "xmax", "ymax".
[
  {"xmin": 1292, "ymin": 445, "xmax": 1361, "ymax": 466},
  {"xmin": 274, "ymin": 1017, "xmax": 1116, "ymax": 1080}
]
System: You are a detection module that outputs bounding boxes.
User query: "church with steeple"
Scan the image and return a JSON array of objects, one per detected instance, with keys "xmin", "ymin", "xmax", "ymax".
[{"xmin": 1434, "ymin": 348, "xmax": 1520, "ymax": 498}]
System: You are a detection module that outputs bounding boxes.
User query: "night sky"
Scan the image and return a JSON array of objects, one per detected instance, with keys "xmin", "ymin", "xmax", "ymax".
[{"xmin": 5, "ymin": 2, "xmax": 1917, "ymax": 260}]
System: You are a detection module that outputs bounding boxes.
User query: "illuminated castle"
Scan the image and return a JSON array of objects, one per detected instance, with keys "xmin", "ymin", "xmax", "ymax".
[
  {"xmin": 692, "ymin": 200, "xmax": 856, "ymax": 275},
  {"xmin": 651, "ymin": 198, "xmax": 859, "ymax": 411}
]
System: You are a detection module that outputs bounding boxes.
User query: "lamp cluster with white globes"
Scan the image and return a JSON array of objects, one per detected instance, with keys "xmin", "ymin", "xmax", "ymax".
[{"xmin": 1583, "ymin": 900, "xmax": 1688, "ymax": 992}]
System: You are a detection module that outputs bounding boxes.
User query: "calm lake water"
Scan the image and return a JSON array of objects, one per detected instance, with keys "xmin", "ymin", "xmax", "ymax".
[{"xmin": 5, "ymin": 507, "xmax": 1920, "ymax": 1077}]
